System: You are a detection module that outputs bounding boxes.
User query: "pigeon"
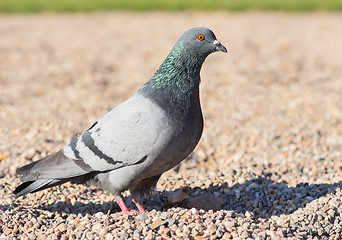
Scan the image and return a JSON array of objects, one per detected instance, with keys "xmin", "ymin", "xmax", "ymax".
[{"xmin": 14, "ymin": 27, "xmax": 227, "ymax": 214}]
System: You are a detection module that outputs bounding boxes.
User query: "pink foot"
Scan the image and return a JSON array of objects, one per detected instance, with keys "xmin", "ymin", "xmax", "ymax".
[
  {"xmin": 131, "ymin": 195, "xmax": 147, "ymax": 214},
  {"xmin": 114, "ymin": 197, "xmax": 136, "ymax": 215}
]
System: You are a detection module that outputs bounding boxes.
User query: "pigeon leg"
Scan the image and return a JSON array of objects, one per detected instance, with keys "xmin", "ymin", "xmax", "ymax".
[
  {"xmin": 114, "ymin": 197, "xmax": 136, "ymax": 215},
  {"xmin": 131, "ymin": 195, "xmax": 147, "ymax": 213}
]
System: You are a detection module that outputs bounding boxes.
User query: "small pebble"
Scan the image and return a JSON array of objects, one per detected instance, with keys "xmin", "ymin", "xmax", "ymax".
[
  {"xmin": 238, "ymin": 177, "xmax": 246, "ymax": 185},
  {"xmin": 167, "ymin": 218, "xmax": 176, "ymax": 226},
  {"xmin": 136, "ymin": 213, "xmax": 148, "ymax": 221},
  {"xmin": 57, "ymin": 223, "xmax": 67, "ymax": 233},
  {"xmin": 3, "ymin": 227, "xmax": 12, "ymax": 236}
]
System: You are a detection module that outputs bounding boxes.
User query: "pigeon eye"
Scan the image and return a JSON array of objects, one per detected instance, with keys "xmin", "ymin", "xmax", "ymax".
[{"xmin": 198, "ymin": 34, "xmax": 205, "ymax": 41}]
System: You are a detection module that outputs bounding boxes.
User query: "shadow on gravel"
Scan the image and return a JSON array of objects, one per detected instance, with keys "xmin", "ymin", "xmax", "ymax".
[
  {"xmin": 39, "ymin": 200, "xmax": 116, "ymax": 215},
  {"xmin": 34, "ymin": 177, "xmax": 341, "ymax": 219},
  {"xmin": 173, "ymin": 176, "xmax": 342, "ymax": 219}
]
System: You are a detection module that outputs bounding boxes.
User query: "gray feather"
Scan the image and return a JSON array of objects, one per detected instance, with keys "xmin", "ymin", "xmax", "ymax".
[
  {"xmin": 14, "ymin": 179, "xmax": 63, "ymax": 197},
  {"xmin": 18, "ymin": 150, "xmax": 91, "ymax": 181}
]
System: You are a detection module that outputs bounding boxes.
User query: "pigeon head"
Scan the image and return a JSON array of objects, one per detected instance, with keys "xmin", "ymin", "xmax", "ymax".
[
  {"xmin": 152, "ymin": 27, "xmax": 227, "ymax": 78},
  {"xmin": 162, "ymin": 27, "xmax": 227, "ymax": 75},
  {"xmin": 140, "ymin": 27, "xmax": 226, "ymax": 108},
  {"xmin": 178, "ymin": 27, "xmax": 227, "ymax": 57}
]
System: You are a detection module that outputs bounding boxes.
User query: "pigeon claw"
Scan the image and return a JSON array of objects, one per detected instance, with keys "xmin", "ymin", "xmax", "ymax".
[
  {"xmin": 109, "ymin": 196, "xmax": 147, "ymax": 215},
  {"xmin": 131, "ymin": 195, "xmax": 147, "ymax": 214},
  {"xmin": 107, "ymin": 197, "xmax": 136, "ymax": 215}
]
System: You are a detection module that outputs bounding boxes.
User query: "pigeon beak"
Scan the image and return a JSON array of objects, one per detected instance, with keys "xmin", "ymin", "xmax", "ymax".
[{"xmin": 213, "ymin": 40, "xmax": 227, "ymax": 53}]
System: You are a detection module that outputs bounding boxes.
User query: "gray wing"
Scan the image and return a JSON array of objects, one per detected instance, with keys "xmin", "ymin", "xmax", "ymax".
[
  {"xmin": 63, "ymin": 93, "xmax": 170, "ymax": 172},
  {"xmin": 14, "ymin": 94, "xmax": 170, "ymax": 197}
]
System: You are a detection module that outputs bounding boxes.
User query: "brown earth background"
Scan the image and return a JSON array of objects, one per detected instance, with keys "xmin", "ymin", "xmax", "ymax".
[{"xmin": 0, "ymin": 12, "xmax": 342, "ymax": 239}]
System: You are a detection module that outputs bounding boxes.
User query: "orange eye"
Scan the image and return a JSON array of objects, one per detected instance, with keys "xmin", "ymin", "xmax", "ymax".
[{"xmin": 198, "ymin": 34, "xmax": 205, "ymax": 41}]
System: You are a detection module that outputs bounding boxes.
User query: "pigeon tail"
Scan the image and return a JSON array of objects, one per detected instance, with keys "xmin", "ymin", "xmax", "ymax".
[
  {"xmin": 14, "ymin": 150, "xmax": 93, "ymax": 197},
  {"xmin": 16, "ymin": 158, "xmax": 42, "ymax": 175},
  {"xmin": 13, "ymin": 179, "xmax": 68, "ymax": 197}
]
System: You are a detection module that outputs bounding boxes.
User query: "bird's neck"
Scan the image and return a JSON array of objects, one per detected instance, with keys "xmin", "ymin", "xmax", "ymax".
[{"xmin": 139, "ymin": 48, "xmax": 205, "ymax": 116}]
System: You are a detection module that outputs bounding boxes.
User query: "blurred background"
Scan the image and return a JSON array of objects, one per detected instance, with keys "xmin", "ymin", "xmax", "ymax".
[{"xmin": 1, "ymin": 0, "xmax": 342, "ymax": 12}]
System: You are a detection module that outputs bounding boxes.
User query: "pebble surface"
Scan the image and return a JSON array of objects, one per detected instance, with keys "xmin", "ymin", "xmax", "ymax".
[{"xmin": 0, "ymin": 12, "xmax": 341, "ymax": 239}]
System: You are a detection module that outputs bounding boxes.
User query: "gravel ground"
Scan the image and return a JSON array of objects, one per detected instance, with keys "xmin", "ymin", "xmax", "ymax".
[{"xmin": 0, "ymin": 12, "xmax": 342, "ymax": 239}]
